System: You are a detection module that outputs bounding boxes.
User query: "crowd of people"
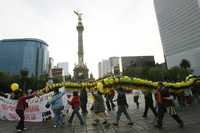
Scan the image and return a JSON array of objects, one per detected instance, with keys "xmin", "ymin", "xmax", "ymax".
[{"xmin": 7, "ymin": 82, "xmax": 200, "ymax": 132}]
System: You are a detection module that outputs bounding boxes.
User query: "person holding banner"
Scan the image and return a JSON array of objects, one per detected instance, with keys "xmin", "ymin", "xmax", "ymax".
[
  {"xmin": 15, "ymin": 91, "xmax": 38, "ymax": 132},
  {"xmin": 46, "ymin": 88, "xmax": 65, "ymax": 128}
]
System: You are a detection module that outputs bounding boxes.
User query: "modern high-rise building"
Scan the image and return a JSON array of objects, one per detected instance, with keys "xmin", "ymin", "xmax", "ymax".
[
  {"xmin": 98, "ymin": 56, "xmax": 154, "ymax": 78},
  {"xmin": 154, "ymin": 0, "xmax": 200, "ymax": 74},
  {"xmin": 109, "ymin": 57, "xmax": 120, "ymax": 73},
  {"xmin": 121, "ymin": 56, "xmax": 155, "ymax": 71},
  {"xmin": 57, "ymin": 62, "xmax": 69, "ymax": 76},
  {"xmin": 0, "ymin": 38, "xmax": 49, "ymax": 77},
  {"xmin": 48, "ymin": 57, "xmax": 54, "ymax": 77},
  {"xmin": 51, "ymin": 67, "xmax": 64, "ymax": 77},
  {"xmin": 98, "ymin": 62, "xmax": 103, "ymax": 78},
  {"xmin": 98, "ymin": 60, "xmax": 112, "ymax": 78}
]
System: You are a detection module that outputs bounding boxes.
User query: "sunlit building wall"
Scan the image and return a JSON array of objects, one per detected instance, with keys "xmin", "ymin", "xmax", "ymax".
[
  {"xmin": 154, "ymin": 0, "xmax": 200, "ymax": 74},
  {"xmin": 98, "ymin": 60, "xmax": 112, "ymax": 78}
]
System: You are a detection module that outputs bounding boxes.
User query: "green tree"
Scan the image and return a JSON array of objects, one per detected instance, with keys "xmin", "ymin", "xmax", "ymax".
[
  {"xmin": 123, "ymin": 66, "xmax": 145, "ymax": 78},
  {"xmin": 147, "ymin": 67, "xmax": 165, "ymax": 81},
  {"xmin": 53, "ymin": 76, "xmax": 64, "ymax": 83},
  {"xmin": 65, "ymin": 74, "xmax": 72, "ymax": 82},
  {"xmin": 0, "ymin": 72, "xmax": 11, "ymax": 92},
  {"xmin": 0, "ymin": 72, "xmax": 21, "ymax": 93},
  {"xmin": 165, "ymin": 66, "xmax": 190, "ymax": 81},
  {"xmin": 180, "ymin": 59, "xmax": 191, "ymax": 70}
]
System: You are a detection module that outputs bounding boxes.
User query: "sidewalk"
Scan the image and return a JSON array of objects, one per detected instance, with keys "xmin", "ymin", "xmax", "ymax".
[{"xmin": 0, "ymin": 94, "xmax": 200, "ymax": 133}]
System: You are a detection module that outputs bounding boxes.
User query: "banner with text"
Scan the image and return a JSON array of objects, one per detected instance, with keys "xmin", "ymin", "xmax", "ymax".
[{"xmin": 0, "ymin": 88, "xmax": 69, "ymax": 122}]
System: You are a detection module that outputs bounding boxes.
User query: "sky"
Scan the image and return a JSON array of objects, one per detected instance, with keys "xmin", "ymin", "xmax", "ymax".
[{"xmin": 0, "ymin": 0, "xmax": 164, "ymax": 78}]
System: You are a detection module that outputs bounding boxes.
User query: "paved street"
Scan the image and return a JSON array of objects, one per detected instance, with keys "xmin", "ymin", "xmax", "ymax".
[{"xmin": 0, "ymin": 94, "xmax": 200, "ymax": 133}]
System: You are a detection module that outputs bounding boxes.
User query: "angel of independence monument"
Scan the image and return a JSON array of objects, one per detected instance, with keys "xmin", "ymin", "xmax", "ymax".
[{"xmin": 73, "ymin": 11, "xmax": 89, "ymax": 82}]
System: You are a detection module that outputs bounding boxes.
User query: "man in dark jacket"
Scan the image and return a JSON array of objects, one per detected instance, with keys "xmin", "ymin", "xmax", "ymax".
[
  {"xmin": 105, "ymin": 91, "xmax": 116, "ymax": 111},
  {"xmin": 113, "ymin": 87, "xmax": 133, "ymax": 126},
  {"xmin": 105, "ymin": 89, "xmax": 116, "ymax": 111},
  {"xmin": 143, "ymin": 90, "xmax": 157, "ymax": 118},
  {"xmin": 80, "ymin": 88, "xmax": 88, "ymax": 114}
]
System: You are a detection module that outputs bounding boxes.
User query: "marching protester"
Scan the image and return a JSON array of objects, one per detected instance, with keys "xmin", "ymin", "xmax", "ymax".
[
  {"xmin": 113, "ymin": 87, "xmax": 134, "ymax": 126},
  {"xmin": 110, "ymin": 89, "xmax": 116, "ymax": 107},
  {"xmin": 184, "ymin": 87, "xmax": 193, "ymax": 106},
  {"xmin": 133, "ymin": 90, "xmax": 140, "ymax": 109},
  {"xmin": 15, "ymin": 90, "xmax": 38, "ymax": 132},
  {"xmin": 92, "ymin": 91, "xmax": 109, "ymax": 126},
  {"xmin": 142, "ymin": 90, "xmax": 157, "ymax": 118},
  {"xmin": 68, "ymin": 91, "xmax": 84, "ymax": 125},
  {"xmin": 154, "ymin": 83, "xmax": 184, "ymax": 129},
  {"xmin": 105, "ymin": 89, "xmax": 116, "ymax": 111},
  {"xmin": 1, "ymin": 77, "xmax": 199, "ymax": 132},
  {"xmin": 192, "ymin": 81, "xmax": 200, "ymax": 104},
  {"xmin": 177, "ymin": 91, "xmax": 186, "ymax": 111},
  {"xmin": 46, "ymin": 87, "xmax": 65, "ymax": 128},
  {"xmin": 80, "ymin": 88, "xmax": 88, "ymax": 114}
]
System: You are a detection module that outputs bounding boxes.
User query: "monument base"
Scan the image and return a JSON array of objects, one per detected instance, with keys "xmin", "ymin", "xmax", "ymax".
[{"xmin": 73, "ymin": 64, "xmax": 89, "ymax": 82}]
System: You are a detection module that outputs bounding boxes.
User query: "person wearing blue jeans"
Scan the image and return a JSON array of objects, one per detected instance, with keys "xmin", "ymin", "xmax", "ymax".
[
  {"xmin": 52, "ymin": 107, "xmax": 64, "ymax": 127},
  {"xmin": 68, "ymin": 91, "xmax": 84, "ymax": 125},
  {"xmin": 47, "ymin": 88, "xmax": 65, "ymax": 127},
  {"xmin": 113, "ymin": 87, "xmax": 133, "ymax": 126},
  {"xmin": 68, "ymin": 107, "xmax": 84, "ymax": 125}
]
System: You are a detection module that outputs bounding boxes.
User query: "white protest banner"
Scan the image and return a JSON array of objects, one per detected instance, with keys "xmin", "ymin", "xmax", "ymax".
[{"xmin": 0, "ymin": 87, "xmax": 69, "ymax": 122}]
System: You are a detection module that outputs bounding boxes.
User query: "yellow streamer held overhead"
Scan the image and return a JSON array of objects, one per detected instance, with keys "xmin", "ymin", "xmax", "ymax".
[{"xmin": 28, "ymin": 74, "xmax": 199, "ymax": 96}]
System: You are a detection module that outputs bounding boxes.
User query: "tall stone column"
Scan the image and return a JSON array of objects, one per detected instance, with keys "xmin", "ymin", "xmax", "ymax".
[
  {"xmin": 77, "ymin": 21, "xmax": 84, "ymax": 65},
  {"xmin": 73, "ymin": 11, "xmax": 89, "ymax": 82}
]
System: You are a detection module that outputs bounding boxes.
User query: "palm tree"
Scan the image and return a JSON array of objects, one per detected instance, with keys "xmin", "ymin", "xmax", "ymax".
[{"xmin": 180, "ymin": 59, "xmax": 191, "ymax": 70}]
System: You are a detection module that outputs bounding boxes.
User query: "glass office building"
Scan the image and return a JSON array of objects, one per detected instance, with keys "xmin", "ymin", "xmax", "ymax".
[
  {"xmin": 154, "ymin": 0, "xmax": 200, "ymax": 75},
  {"xmin": 0, "ymin": 38, "xmax": 49, "ymax": 77}
]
